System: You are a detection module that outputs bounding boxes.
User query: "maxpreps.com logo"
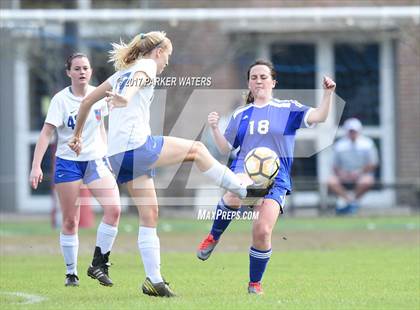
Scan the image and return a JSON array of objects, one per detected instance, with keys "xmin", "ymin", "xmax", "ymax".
[{"xmin": 197, "ymin": 209, "xmax": 259, "ymax": 221}]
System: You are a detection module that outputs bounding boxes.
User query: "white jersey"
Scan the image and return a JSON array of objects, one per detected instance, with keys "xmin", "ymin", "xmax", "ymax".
[
  {"xmin": 106, "ymin": 58, "xmax": 157, "ymax": 156},
  {"xmin": 45, "ymin": 86, "xmax": 108, "ymax": 161}
]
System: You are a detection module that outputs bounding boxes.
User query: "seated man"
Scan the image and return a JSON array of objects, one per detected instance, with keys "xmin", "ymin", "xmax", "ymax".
[{"xmin": 327, "ymin": 118, "xmax": 379, "ymax": 214}]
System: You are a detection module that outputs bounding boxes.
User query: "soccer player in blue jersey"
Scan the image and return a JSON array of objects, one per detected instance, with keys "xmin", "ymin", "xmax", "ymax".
[{"xmin": 197, "ymin": 59, "xmax": 336, "ymax": 294}]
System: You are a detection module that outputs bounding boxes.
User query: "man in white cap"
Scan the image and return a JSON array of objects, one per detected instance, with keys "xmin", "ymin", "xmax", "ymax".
[{"xmin": 327, "ymin": 118, "xmax": 379, "ymax": 214}]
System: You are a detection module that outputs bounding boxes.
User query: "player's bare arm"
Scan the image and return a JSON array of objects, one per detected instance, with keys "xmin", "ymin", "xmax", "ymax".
[
  {"xmin": 208, "ymin": 111, "xmax": 231, "ymax": 154},
  {"xmin": 307, "ymin": 76, "xmax": 336, "ymax": 125},
  {"xmin": 68, "ymin": 80, "xmax": 112, "ymax": 154},
  {"xmin": 29, "ymin": 123, "xmax": 56, "ymax": 189}
]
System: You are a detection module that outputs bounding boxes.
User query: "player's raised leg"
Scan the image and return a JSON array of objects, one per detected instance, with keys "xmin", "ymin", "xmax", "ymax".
[
  {"xmin": 86, "ymin": 174, "xmax": 121, "ymax": 287},
  {"xmin": 152, "ymin": 136, "xmax": 247, "ymax": 199},
  {"xmin": 56, "ymin": 180, "xmax": 82, "ymax": 287},
  {"xmin": 127, "ymin": 175, "xmax": 176, "ymax": 297}
]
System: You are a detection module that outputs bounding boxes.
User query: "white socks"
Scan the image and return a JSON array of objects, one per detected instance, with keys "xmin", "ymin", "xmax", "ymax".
[
  {"xmin": 60, "ymin": 233, "xmax": 79, "ymax": 275},
  {"xmin": 138, "ymin": 226, "xmax": 163, "ymax": 283},
  {"xmin": 203, "ymin": 162, "xmax": 247, "ymax": 198},
  {"xmin": 96, "ymin": 222, "xmax": 118, "ymax": 254},
  {"xmin": 60, "ymin": 223, "xmax": 117, "ymax": 276}
]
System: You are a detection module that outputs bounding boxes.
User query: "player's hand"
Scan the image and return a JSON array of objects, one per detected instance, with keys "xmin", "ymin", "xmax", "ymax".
[
  {"xmin": 106, "ymin": 91, "xmax": 128, "ymax": 109},
  {"xmin": 208, "ymin": 112, "xmax": 220, "ymax": 129},
  {"xmin": 29, "ymin": 166, "xmax": 43, "ymax": 189},
  {"xmin": 323, "ymin": 76, "xmax": 336, "ymax": 92},
  {"xmin": 68, "ymin": 136, "xmax": 82, "ymax": 156}
]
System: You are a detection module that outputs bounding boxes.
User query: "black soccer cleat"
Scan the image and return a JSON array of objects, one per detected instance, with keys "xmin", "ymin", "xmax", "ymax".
[
  {"xmin": 65, "ymin": 274, "xmax": 79, "ymax": 287},
  {"xmin": 87, "ymin": 246, "xmax": 113, "ymax": 287},
  {"xmin": 245, "ymin": 184, "xmax": 270, "ymax": 199},
  {"xmin": 141, "ymin": 277, "xmax": 176, "ymax": 297}
]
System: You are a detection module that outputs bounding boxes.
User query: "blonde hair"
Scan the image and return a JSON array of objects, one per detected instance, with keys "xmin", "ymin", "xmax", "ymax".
[{"xmin": 109, "ymin": 31, "xmax": 171, "ymax": 71}]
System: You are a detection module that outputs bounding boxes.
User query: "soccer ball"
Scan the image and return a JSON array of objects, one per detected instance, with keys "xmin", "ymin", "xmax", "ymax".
[{"xmin": 244, "ymin": 147, "xmax": 280, "ymax": 187}]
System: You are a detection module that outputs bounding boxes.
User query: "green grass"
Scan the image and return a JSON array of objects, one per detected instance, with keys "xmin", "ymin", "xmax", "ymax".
[
  {"xmin": 1, "ymin": 215, "xmax": 419, "ymax": 236},
  {"xmin": 1, "ymin": 249, "xmax": 419, "ymax": 309},
  {"xmin": 1, "ymin": 216, "xmax": 419, "ymax": 309}
]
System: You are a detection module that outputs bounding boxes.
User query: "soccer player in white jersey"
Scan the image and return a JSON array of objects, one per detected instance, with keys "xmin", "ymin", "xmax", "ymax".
[
  {"xmin": 68, "ymin": 31, "xmax": 256, "ymax": 297},
  {"xmin": 30, "ymin": 53, "xmax": 122, "ymax": 287},
  {"xmin": 197, "ymin": 60, "xmax": 336, "ymax": 294}
]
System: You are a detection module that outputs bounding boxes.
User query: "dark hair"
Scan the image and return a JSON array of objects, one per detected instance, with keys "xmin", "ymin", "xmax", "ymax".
[
  {"xmin": 65, "ymin": 52, "xmax": 89, "ymax": 70},
  {"xmin": 245, "ymin": 59, "xmax": 276, "ymax": 105}
]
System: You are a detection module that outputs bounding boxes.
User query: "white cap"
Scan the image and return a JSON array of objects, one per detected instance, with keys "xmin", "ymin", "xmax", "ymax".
[{"xmin": 343, "ymin": 118, "xmax": 362, "ymax": 132}]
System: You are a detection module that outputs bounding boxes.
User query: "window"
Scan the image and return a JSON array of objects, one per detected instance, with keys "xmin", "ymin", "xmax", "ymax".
[
  {"xmin": 21, "ymin": 0, "xmax": 76, "ymax": 9},
  {"xmin": 28, "ymin": 67, "xmax": 50, "ymax": 131},
  {"xmin": 89, "ymin": 47, "xmax": 115, "ymax": 85},
  {"xmin": 30, "ymin": 144, "xmax": 55, "ymax": 196},
  {"xmin": 271, "ymin": 43, "xmax": 316, "ymax": 90},
  {"xmin": 334, "ymin": 43, "xmax": 379, "ymax": 126},
  {"xmin": 271, "ymin": 43, "xmax": 318, "ymax": 180},
  {"xmin": 291, "ymin": 140, "xmax": 318, "ymax": 190},
  {"xmin": 28, "ymin": 42, "xmax": 66, "ymax": 131},
  {"xmin": 91, "ymin": 0, "xmax": 146, "ymax": 8},
  {"xmin": 371, "ymin": 137, "xmax": 382, "ymax": 180}
]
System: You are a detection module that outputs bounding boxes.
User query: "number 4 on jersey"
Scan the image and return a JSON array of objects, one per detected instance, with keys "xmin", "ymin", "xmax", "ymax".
[{"xmin": 67, "ymin": 115, "xmax": 77, "ymax": 130}]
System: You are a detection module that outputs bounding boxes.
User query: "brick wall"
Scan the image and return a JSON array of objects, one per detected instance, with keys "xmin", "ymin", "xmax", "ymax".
[
  {"xmin": 396, "ymin": 24, "xmax": 420, "ymax": 204},
  {"xmin": 150, "ymin": 0, "xmax": 418, "ymax": 8}
]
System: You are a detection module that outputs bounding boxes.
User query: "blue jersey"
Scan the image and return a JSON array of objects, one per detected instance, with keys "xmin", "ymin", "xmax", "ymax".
[{"xmin": 224, "ymin": 99, "xmax": 314, "ymax": 192}]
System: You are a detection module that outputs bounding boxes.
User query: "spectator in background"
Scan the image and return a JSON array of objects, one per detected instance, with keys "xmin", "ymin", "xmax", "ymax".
[{"xmin": 328, "ymin": 118, "xmax": 379, "ymax": 214}]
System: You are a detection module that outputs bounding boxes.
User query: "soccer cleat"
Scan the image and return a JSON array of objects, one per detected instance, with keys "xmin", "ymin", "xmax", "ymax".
[
  {"xmin": 87, "ymin": 264, "xmax": 113, "ymax": 286},
  {"xmin": 335, "ymin": 205, "xmax": 351, "ymax": 215},
  {"xmin": 336, "ymin": 202, "xmax": 360, "ymax": 215},
  {"xmin": 248, "ymin": 281, "xmax": 263, "ymax": 295},
  {"xmin": 65, "ymin": 274, "xmax": 79, "ymax": 287},
  {"xmin": 87, "ymin": 246, "xmax": 113, "ymax": 286},
  {"xmin": 348, "ymin": 201, "xmax": 360, "ymax": 214},
  {"xmin": 141, "ymin": 277, "xmax": 176, "ymax": 297},
  {"xmin": 246, "ymin": 184, "xmax": 270, "ymax": 199},
  {"xmin": 197, "ymin": 234, "xmax": 219, "ymax": 261}
]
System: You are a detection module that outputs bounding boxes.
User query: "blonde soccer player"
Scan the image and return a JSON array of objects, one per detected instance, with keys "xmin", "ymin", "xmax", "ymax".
[
  {"xmin": 30, "ymin": 53, "xmax": 121, "ymax": 287},
  {"xmin": 68, "ymin": 31, "xmax": 260, "ymax": 297}
]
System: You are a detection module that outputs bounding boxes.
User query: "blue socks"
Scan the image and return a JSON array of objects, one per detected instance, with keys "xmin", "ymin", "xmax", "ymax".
[
  {"xmin": 210, "ymin": 199, "xmax": 238, "ymax": 240},
  {"xmin": 209, "ymin": 200, "xmax": 272, "ymax": 283},
  {"xmin": 249, "ymin": 247, "xmax": 272, "ymax": 283}
]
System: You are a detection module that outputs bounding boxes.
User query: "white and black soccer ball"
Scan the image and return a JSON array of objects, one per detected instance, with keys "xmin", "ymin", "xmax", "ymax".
[{"xmin": 244, "ymin": 147, "xmax": 280, "ymax": 187}]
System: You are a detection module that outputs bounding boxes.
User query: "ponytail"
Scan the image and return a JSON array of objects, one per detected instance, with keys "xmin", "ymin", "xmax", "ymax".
[
  {"xmin": 245, "ymin": 91, "xmax": 254, "ymax": 105},
  {"xmin": 109, "ymin": 31, "xmax": 170, "ymax": 71}
]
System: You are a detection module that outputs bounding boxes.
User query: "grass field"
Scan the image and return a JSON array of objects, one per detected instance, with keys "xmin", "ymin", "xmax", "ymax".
[{"xmin": 1, "ymin": 215, "xmax": 419, "ymax": 309}]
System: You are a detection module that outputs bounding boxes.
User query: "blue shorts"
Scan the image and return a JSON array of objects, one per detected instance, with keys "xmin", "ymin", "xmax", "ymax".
[
  {"xmin": 108, "ymin": 135, "xmax": 164, "ymax": 184},
  {"xmin": 231, "ymin": 160, "xmax": 287, "ymax": 213},
  {"xmin": 265, "ymin": 182, "xmax": 287, "ymax": 214},
  {"xmin": 54, "ymin": 157, "xmax": 112, "ymax": 184}
]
